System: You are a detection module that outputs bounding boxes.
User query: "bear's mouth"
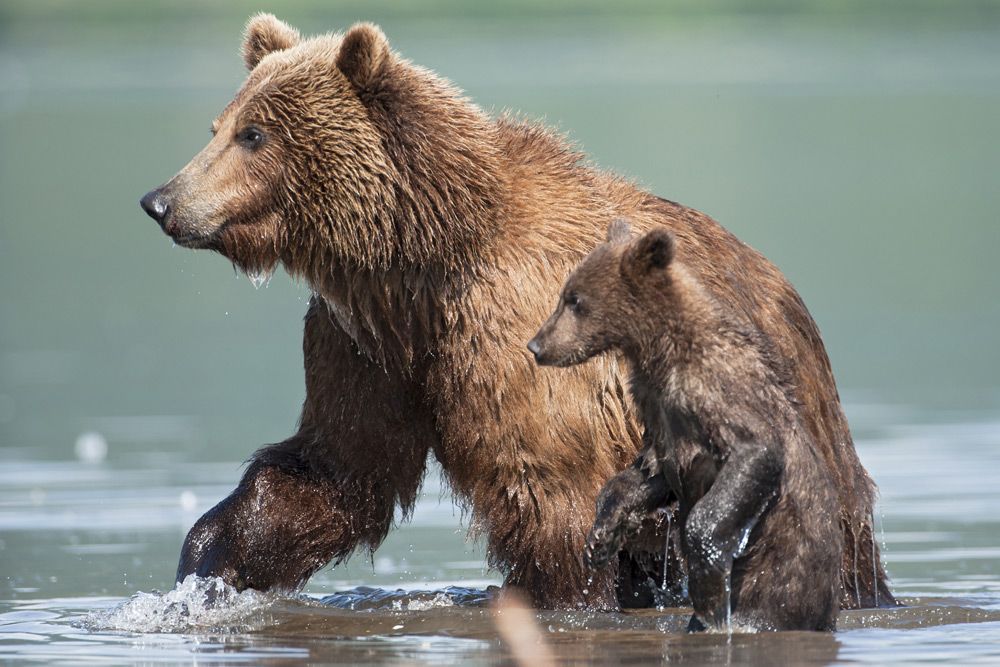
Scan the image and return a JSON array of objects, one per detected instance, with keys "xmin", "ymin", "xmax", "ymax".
[
  {"xmin": 161, "ymin": 215, "xmax": 220, "ymax": 249},
  {"xmin": 547, "ymin": 349, "xmax": 595, "ymax": 368},
  {"xmin": 167, "ymin": 228, "xmax": 217, "ymax": 250}
]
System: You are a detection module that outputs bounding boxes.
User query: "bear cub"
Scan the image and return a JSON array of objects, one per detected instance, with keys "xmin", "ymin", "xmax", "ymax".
[{"xmin": 528, "ymin": 220, "xmax": 842, "ymax": 632}]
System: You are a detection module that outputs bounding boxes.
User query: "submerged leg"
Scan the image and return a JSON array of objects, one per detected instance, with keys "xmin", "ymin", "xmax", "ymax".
[{"xmin": 684, "ymin": 440, "xmax": 782, "ymax": 630}]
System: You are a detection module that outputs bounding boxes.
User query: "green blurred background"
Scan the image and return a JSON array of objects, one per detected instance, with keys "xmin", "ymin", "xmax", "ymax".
[{"xmin": 1, "ymin": 0, "xmax": 998, "ymax": 465}]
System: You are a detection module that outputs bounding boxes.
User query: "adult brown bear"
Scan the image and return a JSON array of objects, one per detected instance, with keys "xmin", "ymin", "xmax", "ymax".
[{"xmin": 139, "ymin": 14, "xmax": 892, "ymax": 610}]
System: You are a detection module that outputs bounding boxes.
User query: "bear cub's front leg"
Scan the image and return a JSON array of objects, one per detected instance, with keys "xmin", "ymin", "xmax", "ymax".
[
  {"xmin": 683, "ymin": 441, "xmax": 782, "ymax": 630},
  {"xmin": 585, "ymin": 456, "xmax": 669, "ymax": 569}
]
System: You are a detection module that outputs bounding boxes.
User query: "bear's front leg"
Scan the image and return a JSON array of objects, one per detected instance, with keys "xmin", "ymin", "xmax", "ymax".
[
  {"xmin": 585, "ymin": 456, "xmax": 669, "ymax": 570},
  {"xmin": 177, "ymin": 450, "xmax": 359, "ymax": 591},
  {"xmin": 176, "ymin": 297, "xmax": 437, "ymax": 592},
  {"xmin": 684, "ymin": 440, "xmax": 782, "ymax": 630}
]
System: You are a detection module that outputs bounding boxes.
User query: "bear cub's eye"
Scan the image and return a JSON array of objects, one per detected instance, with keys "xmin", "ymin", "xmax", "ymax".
[
  {"xmin": 236, "ymin": 126, "xmax": 266, "ymax": 150},
  {"xmin": 565, "ymin": 292, "xmax": 582, "ymax": 313}
]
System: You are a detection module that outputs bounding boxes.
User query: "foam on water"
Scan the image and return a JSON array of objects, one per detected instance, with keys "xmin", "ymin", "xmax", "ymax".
[{"xmin": 83, "ymin": 575, "xmax": 276, "ymax": 634}]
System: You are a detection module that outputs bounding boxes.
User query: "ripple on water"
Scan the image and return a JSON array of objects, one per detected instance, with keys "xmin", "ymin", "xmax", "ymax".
[
  {"xmin": 6, "ymin": 585, "xmax": 1000, "ymax": 666},
  {"xmin": 319, "ymin": 585, "xmax": 496, "ymax": 611}
]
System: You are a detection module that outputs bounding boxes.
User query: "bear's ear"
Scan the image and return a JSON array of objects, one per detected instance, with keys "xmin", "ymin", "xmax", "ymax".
[
  {"xmin": 242, "ymin": 13, "xmax": 300, "ymax": 71},
  {"xmin": 336, "ymin": 22, "xmax": 391, "ymax": 91},
  {"xmin": 605, "ymin": 218, "xmax": 633, "ymax": 245},
  {"xmin": 622, "ymin": 228, "xmax": 676, "ymax": 278}
]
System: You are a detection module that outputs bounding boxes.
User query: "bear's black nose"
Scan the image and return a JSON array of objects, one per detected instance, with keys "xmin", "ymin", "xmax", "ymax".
[
  {"xmin": 140, "ymin": 189, "xmax": 170, "ymax": 225},
  {"xmin": 527, "ymin": 338, "xmax": 542, "ymax": 360}
]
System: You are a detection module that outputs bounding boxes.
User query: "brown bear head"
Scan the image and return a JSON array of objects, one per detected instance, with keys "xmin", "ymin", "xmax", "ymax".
[
  {"xmin": 140, "ymin": 14, "xmax": 502, "ymax": 283},
  {"xmin": 528, "ymin": 220, "xmax": 677, "ymax": 367}
]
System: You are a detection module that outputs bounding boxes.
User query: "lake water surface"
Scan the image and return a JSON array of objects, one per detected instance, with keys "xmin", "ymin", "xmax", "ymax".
[
  {"xmin": 3, "ymin": 404, "xmax": 1000, "ymax": 664},
  {"xmin": 2, "ymin": 4, "xmax": 999, "ymax": 665}
]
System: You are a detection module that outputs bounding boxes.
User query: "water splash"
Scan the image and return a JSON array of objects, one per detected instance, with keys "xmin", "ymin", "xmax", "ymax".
[
  {"xmin": 82, "ymin": 575, "xmax": 275, "ymax": 633},
  {"xmin": 403, "ymin": 592, "xmax": 461, "ymax": 612}
]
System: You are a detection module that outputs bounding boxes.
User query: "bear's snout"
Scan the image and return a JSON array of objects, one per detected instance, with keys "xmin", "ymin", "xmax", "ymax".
[
  {"xmin": 140, "ymin": 188, "xmax": 170, "ymax": 226},
  {"xmin": 526, "ymin": 337, "xmax": 543, "ymax": 361}
]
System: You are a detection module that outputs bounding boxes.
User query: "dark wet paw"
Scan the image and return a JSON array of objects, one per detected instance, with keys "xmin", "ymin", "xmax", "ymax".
[
  {"xmin": 176, "ymin": 463, "xmax": 341, "ymax": 593},
  {"xmin": 584, "ymin": 526, "xmax": 624, "ymax": 570},
  {"xmin": 686, "ymin": 614, "xmax": 708, "ymax": 633},
  {"xmin": 686, "ymin": 562, "xmax": 732, "ymax": 632}
]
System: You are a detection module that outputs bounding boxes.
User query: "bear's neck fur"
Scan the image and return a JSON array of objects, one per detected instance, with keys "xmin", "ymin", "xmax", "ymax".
[
  {"xmin": 627, "ymin": 264, "xmax": 730, "ymax": 368},
  {"xmin": 622, "ymin": 265, "xmax": 795, "ymax": 425},
  {"xmin": 280, "ymin": 56, "xmax": 512, "ymax": 372}
]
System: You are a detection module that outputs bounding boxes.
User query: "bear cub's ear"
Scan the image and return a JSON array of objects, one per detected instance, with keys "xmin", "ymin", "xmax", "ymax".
[
  {"xmin": 243, "ymin": 13, "xmax": 301, "ymax": 70},
  {"xmin": 336, "ymin": 23, "xmax": 391, "ymax": 91},
  {"xmin": 623, "ymin": 228, "xmax": 676, "ymax": 277},
  {"xmin": 605, "ymin": 218, "xmax": 633, "ymax": 245}
]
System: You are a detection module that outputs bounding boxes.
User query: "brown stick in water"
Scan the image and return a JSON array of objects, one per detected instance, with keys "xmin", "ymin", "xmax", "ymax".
[{"xmin": 492, "ymin": 587, "xmax": 556, "ymax": 667}]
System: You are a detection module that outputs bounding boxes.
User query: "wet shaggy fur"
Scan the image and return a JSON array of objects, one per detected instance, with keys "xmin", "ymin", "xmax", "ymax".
[
  {"xmin": 529, "ymin": 224, "xmax": 843, "ymax": 630},
  {"xmin": 143, "ymin": 14, "xmax": 893, "ymax": 609}
]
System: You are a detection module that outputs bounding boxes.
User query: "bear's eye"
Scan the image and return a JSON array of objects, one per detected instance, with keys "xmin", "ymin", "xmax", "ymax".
[
  {"xmin": 565, "ymin": 292, "xmax": 582, "ymax": 313},
  {"xmin": 236, "ymin": 126, "xmax": 266, "ymax": 150}
]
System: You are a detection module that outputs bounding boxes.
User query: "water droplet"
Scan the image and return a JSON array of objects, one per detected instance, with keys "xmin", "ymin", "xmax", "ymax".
[
  {"xmin": 871, "ymin": 510, "xmax": 879, "ymax": 608},
  {"xmin": 725, "ymin": 575, "xmax": 732, "ymax": 635},
  {"xmin": 247, "ymin": 268, "xmax": 273, "ymax": 290},
  {"xmin": 853, "ymin": 525, "xmax": 862, "ymax": 608},
  {"xmin": 662, "ymin": 510, "xmax": 673, "ymax": 594},
  {"xmin": 179, "ymin": 490, "xmax": 198, "ymax": 512},
  {"xmin": 74, "ymin": 431, "xmax": 108, "ymax": 464}
]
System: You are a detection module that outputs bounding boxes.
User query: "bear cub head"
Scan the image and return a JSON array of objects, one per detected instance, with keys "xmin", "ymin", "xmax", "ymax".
[{"xmin": 528, "ymin": 219, "xmax": 678, "ymax": 367}]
